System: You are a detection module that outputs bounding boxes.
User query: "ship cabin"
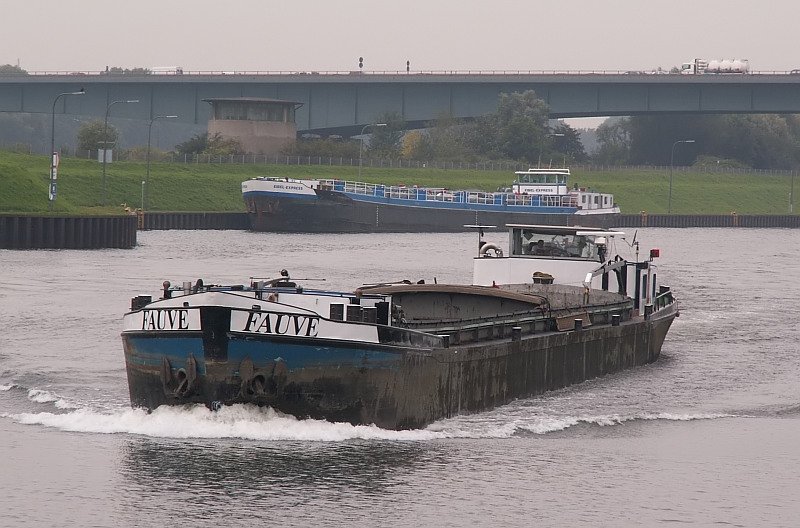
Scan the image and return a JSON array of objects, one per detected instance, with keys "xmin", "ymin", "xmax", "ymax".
[
  {"xmin": 472, "ymin": 224, "xmax": 662, "ymax": 315},
  {"xmin": 512, "ymin": 168, "xmax": 570, "ymax": 196},
  {"xmin": 511, "ymin": 225, "xmax": 607, "ymax": 260},
  {"xmin": 512, "ymin": 168, "xmax": 616, "ymax": 212},
  {"xmin": 474, "ymin": 224, "xmax": 630, "ymax": 292}
]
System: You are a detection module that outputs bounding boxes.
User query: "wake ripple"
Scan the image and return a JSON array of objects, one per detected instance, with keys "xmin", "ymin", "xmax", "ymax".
[{"xmin": 1, "ymin": 402, "xmax": 733, "ymax": 442}]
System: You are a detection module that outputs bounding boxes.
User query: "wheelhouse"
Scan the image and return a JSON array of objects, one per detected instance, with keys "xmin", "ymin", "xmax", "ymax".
[
  {"xmin": 508, "ymin": 225, "xmax": 610, "ymax": 261},
  {"xmin": 512, "ymin": 168, "xmax": 570, "ymax": 196}
]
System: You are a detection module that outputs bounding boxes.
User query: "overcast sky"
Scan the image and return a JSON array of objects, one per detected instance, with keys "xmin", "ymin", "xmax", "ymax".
[{"xmin": 3, "ymin": 0, "xmax": 798, "ymax": 73}]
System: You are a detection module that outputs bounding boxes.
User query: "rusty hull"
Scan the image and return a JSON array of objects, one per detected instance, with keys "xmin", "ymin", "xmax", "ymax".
[{"xmin": 122, "ymin": 301, "xmax": 676, "ymax": 430}]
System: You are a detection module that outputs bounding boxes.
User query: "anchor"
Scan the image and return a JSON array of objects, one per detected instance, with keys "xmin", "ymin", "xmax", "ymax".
[
  {"xmin": 160, "ymin": 355, "xmax": 197, "ymax": 398},
  {"xmin": 239, "ymin": 357, "xmax": 288, "ymax": 399}
]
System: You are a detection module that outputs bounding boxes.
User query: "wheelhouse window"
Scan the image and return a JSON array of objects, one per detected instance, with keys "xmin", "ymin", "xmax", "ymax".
[
  {"xmin": 510, "ymin": 228, "xmax": 600, "ymax": 260},
  {"xmin": 515, "ymin": 173, "xmax": 567, "ymax": 184},
  {"xmin": 212, "ymin": 102, "xmax": 296, "ymax": 123}
]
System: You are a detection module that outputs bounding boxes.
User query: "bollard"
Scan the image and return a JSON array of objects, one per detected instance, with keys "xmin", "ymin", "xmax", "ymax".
[
  {"xmin": 611, "ymin": 314, "xmax": 621, "ymax": 327},
  {"xmin": 511, "ymin": 326, "xmax": 522, "ymax": 342},
  {"xmin": 574, "ymin": 319, "xmax": 583, "ymax": 331},
  {"xmin": 438, "ymin": 334, "xmax": 450, "ymax": 348},
  {"xmin": 644, "ymin": 304, "xmax": 653, "ymax": 319}
]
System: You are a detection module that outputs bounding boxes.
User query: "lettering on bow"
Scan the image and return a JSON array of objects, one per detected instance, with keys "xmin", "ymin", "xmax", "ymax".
[
  {"xmin": 242, "ymin": 311, "xmax": 319, "ymax": 337},
  {"xmin": 141, "ymin": 309, "xmax": 190, "ymax": 331}
]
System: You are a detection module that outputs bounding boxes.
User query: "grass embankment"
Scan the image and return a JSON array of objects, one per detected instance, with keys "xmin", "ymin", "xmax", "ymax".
[{"xmin": 0, "ymin": 151, "xmax": 795, "ymax": 215}]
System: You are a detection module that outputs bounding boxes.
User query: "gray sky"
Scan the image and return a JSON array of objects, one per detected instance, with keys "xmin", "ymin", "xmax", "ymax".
[{"xmin": 3, "ymin": 0, "xmax": 798, "ymax": 73}]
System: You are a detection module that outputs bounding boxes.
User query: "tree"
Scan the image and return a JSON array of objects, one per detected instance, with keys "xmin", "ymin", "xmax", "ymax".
[
  {"xmin": 106, "ymin": 66, "xmax": 151, "ymax": 75},
  {"xmin": 176, "ymin": 133, "xmax": 208, "ymax": 156},
  {"xmin": 622, "ymin": 114, "xmax": 800, "ymax": 169},
  {"xmin": 175, "ymin": 132, "xmax": 244, "ymax": 157},
  {"xmin": 403, "ymin": 113, "xmax": 474, "ymax": 161},
  {"xmin": 0, "ymin": 114, "xmax": 45, "ymax": 147},
  {"xmin": 204, "ymin": 132, "xmax": 244, "ymax": 156},
  {"xmin": 402, "ymin": 130, "xmax": 426, "ymax": 159},
  {"xmin": 493, "ymin": 90, "xmax": 551, "ymax": 163},
  {"xmin": 0, "ymin": 64, "xmax": 27, "ymax": 74},
  {"xmin": 366, "ymin": 111, "xmax": 405, "ymax": 158},
  {"xmin": 593, "ymin": 118, "xmax": 631, "ymax": 165},
  {"xmin": 549, "ymin": 122, "xmax": 587, "ymax": 164},
  {"xmin": 77, "ymin": 120, "xmax": 119, "ymax": 152},
  {"xmin": 712, "ymin": 114, "xmax": 796, "ymax": 169},
  {"xmin": 464, "ymin": 115, "xmax": 502, "ymax": 159}
]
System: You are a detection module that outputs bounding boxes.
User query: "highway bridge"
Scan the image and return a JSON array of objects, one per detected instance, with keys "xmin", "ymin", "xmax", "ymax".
[{"xmin": 2, "ymin": 70, "xmax": 800, "ymax": 136}]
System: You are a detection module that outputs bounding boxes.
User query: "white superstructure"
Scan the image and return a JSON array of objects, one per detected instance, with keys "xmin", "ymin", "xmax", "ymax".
[
  {"xmin": 471, "ymin": 224, "xmax": 663, "ymax": 314},
  {"xmin": 512, "ymin": 168, "xmax": 619, "ymax": 215},
  {"xmin": 241, "ymin": 177, "xmax": 320, "ymax": 197}
]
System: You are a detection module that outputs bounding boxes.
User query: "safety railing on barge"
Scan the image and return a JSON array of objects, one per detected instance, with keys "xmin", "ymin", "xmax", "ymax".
[{"xmin": 319, "ymin": 179, "xmax": 578, "ymax": 209}]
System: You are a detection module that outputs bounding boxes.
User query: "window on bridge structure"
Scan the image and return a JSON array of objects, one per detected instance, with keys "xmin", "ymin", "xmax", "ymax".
[{"xmin": 214, "ymin": 102, "xmax": 296, "ymax": 123}]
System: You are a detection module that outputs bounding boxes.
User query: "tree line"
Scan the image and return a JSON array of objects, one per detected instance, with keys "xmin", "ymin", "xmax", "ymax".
[
  {"xmin": 595, "ymin": 114, "xmax": 800, "ymax": 169},
  {"xmin": 284, "ymin": 91, "xmax": 800, "ymax": 171},
  {"xmin": 3, "ymin": 77, "xmax": 800, "ymax": 170},
  {"xmin": 283, "ymin": 91, "xmax": 588, "ymax": 166}
]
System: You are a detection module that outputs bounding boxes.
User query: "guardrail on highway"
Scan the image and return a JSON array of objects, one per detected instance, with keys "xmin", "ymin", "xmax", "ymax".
[{"xmin": 3, "ymin": 69, "xmax": 800, "ymax": 77}]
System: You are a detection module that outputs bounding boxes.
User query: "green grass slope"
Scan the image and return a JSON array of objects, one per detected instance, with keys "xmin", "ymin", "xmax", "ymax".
[{"xmin": 0, "ymin": 151, "xmax": 795, "ymax": 215}]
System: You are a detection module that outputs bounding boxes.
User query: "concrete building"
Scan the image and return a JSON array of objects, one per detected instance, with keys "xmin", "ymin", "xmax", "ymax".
[{"xmin": 203, "ymin": 97, "xmax": 303, "ymax": 154}]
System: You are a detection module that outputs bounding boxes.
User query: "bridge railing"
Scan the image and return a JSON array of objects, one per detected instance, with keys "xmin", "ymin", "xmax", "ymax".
[{"xmin": 4, "ymin": 69, "xmax": 800, "ymax": 76}]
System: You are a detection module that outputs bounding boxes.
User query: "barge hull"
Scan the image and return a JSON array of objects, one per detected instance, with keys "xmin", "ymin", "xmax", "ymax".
[
  {"xmin": 122, "ymin": 303, "xmax": 676, "ymax": 430},
  {"xmin": 245, "ymin": 194, "xmax": 617, "ymax": 233}
]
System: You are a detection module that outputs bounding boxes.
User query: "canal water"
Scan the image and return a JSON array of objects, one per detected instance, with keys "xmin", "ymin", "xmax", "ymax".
[{"xmin": 2, "ymin": 228, "xmax": 800, "ymax": 527}]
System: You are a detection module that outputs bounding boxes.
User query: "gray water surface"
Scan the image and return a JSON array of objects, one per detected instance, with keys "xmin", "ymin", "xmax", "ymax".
[{"xmin": 2, "ymin": 229, "xmax": 799, "ymax": 527}]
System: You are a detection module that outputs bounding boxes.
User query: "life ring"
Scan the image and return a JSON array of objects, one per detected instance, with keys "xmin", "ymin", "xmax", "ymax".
[{"xmin": 479, "ymin": 243, "xmax": 504, "ymax": 258}]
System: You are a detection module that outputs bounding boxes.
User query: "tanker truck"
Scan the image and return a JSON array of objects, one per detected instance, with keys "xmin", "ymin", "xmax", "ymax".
[{"xmin": 681, "ymin": 59, "xmax": 750, "ymax": 74}]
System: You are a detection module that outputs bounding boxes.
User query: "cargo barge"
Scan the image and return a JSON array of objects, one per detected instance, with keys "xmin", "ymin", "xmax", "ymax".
[
  {"xmin": 242, "ymin": 168, "xmax": 620, "ymax": 232},
  {"xmin": 121, "ymin": 224, "xmax": 676, "ymax": 430}
]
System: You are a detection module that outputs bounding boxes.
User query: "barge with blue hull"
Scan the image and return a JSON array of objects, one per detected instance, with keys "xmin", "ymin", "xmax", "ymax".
[
  {"xmin": 242, "ymin": 168, "xmax": 620, "ymax": 233},
  {"xmin": 121, "ymin": 225, "xmax": 676, "ymax": 430}
]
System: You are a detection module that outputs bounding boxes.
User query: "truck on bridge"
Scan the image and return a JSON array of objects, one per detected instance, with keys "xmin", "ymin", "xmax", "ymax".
[{"xmin": 681, "ymin": 59, "xmax": 750, "ymax": 74}]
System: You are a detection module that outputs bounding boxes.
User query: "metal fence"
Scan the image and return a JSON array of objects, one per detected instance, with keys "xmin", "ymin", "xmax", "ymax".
[{"xmin": 1, "ymin": 143, "xmax": 798, "ymax": 178}]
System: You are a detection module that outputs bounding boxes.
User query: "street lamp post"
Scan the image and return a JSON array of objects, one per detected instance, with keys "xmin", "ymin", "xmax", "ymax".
[
  {"xmin": 145, "ymin": 114, "xmax": 178, "ymax": 211},
  {"xmin": 669, "ymin": 139, "xmax": 695, "ymax": 214},
  {"xmin": 358, "ymin": 123, "xmax": 387, "ymax": 180},
  {"xmin": 102, "ymin": 99, "xmax": 139, "ymax": 205},
  {"xmin": 538, "ymin": 132, "xmax": 565, "ymax": 168},
  {"xmin": 49, "ymin": 88, "xmax": 85, "ymax": 210}
]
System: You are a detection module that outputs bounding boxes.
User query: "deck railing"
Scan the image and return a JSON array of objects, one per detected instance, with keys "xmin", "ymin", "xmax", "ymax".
[{"xmin": 317, "ymin": 179, "xmax": 594, "ymax": 209}]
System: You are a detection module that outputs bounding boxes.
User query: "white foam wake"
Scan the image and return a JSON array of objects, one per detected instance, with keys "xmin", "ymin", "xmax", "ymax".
[
  {"xmin": 428, "ymin": 411, "xmax": 733, "ymax": 437},
  {"xmin": 26, "ymin": 388, "xmax": 77, "ymax": 409},
  {"xmin": 0, "ymin": 384, "xmax": 13, "ymax": 392},
  {"xmin": 2, "ymin": 403, "xmax": 734, "ymax": 442},
  {"xmin": 4, "ymin": 404, "xmax": 449, "ymax": 441}
]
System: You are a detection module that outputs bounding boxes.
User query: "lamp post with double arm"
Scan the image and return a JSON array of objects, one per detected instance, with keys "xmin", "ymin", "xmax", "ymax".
[{"xmin": 49, "ymin": 88, "xmax": 85, "ymax": 209}]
